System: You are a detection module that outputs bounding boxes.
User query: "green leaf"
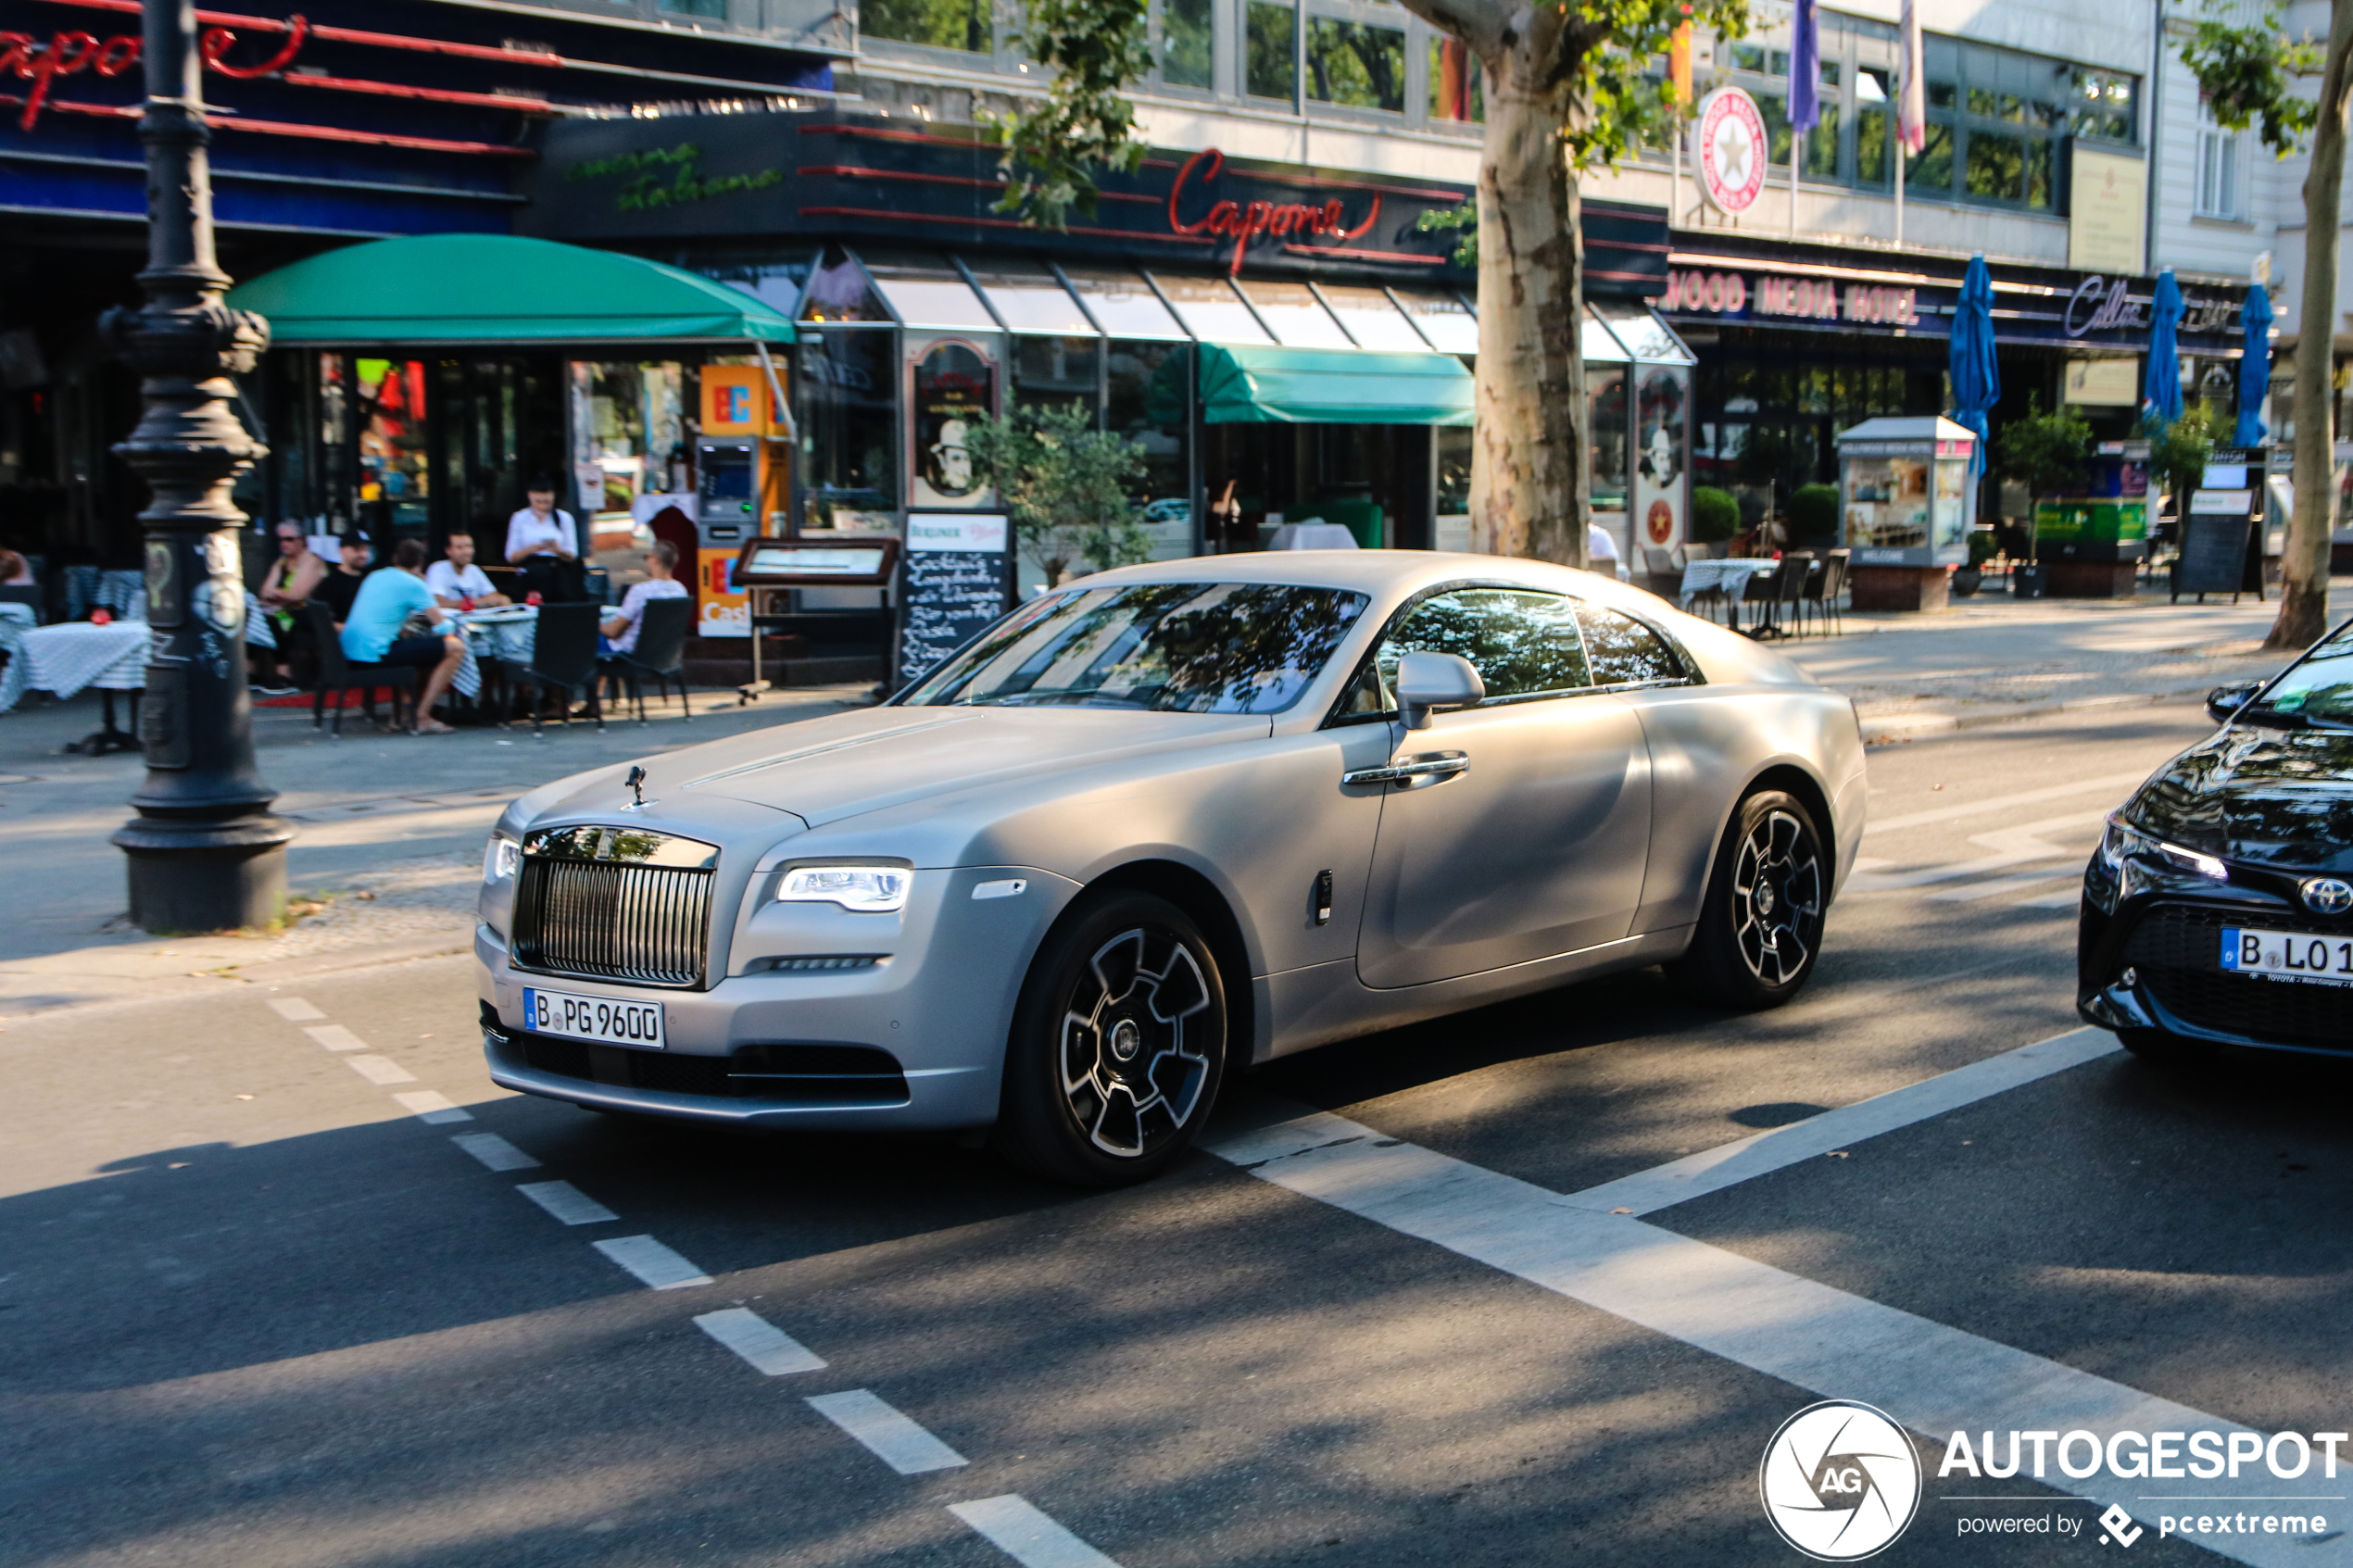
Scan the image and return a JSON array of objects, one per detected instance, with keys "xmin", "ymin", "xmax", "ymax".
[{"xmin": 991, "ymin": 0, "xmax": 1156, "ymax": 229}]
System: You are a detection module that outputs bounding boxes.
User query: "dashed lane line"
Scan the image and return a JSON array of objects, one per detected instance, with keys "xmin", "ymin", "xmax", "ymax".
[
  {"xmin": 806, "ymin": 1389, "xmax": 969, "ymax": 1474},
  {"xmin": 450, "ymin": 1132, "xmax": 539, "ymax": 1172},
  {"xmin": 950, "ymin": 1496, "xmax": 1125, "ymax": 1568},
  {"xmin": 344, "ymin": 1054, "xmax": 417, "ymax": 1086},
  {"xmin": 593, "ymin": 1234, "xmax": 714, "ymax": 1290},
  {"xmin": 391, "ymin": 1089, "xmax": 472, "ymax": 1123},
  {"xmin": 695, "ymin": 1308, "xmax": 827, "ymax": 1375},
  {"xmin": 516, "ymin": 1179, "xmax": 619, "ymax": 1225},
  {"xmin": 1923, "ymin": 872, "xmax": 2076, "ymax": 903},
  {"xmin": 302, "ymin": 1023, "xmax": 368, "ymax": 1052},
  {"xmin": 267, "ymin": 997, "xmax": 326, "ymax": 1022}
]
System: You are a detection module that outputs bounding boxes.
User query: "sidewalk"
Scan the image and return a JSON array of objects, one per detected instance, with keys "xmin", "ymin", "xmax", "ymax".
[{"xmin": 0, "ymin": 683, "xmax": 870, "ymax": 1016}]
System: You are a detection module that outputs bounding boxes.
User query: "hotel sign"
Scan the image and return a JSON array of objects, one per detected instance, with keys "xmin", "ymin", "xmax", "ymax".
[{"xmin": 1661, "ymin": 269, "xmax": 1919, "ymax": 328}]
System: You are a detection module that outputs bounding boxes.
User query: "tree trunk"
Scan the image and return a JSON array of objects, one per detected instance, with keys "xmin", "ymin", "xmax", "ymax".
[
  {"xmin": 2274, "ymin": 0, "xmax": 2353, "ymax": 651},
  {"xmin": 1468, "ymin": 66, "xmax": 1586, "ymax": 569}
]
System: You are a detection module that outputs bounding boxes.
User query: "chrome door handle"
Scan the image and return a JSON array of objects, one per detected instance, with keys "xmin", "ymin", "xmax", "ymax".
[{"xmin": 1343, "ymin": 750, "xmax": 1470, "ymax": 788}]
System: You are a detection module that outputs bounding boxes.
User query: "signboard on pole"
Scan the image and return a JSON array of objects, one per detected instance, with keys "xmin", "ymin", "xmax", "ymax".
[{"xmin": 898, "ymin": 513, "xmax": 1012, "ymax": 686}]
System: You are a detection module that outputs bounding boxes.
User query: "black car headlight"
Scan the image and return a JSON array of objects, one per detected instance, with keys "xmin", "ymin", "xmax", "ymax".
[{"xmin": 2091, "ymin": 813, "xmax": 2227, "ymax": 912}]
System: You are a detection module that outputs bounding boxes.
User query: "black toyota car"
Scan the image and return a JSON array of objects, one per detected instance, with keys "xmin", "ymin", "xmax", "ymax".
[{"xmin": 2080, "ymin": 619, "xmax": 2353, "ymax": 1062}]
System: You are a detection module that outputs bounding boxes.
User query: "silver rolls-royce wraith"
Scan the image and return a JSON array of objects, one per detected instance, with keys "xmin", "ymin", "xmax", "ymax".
[{"xmin": 475, "ymin": 552, "xmax": 1866, "ymax": 1185}]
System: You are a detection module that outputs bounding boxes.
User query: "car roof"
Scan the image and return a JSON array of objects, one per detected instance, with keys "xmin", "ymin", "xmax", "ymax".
[{"xmin": 1080, "ymin": 549, "xmax": 1626, "ymax": 601}]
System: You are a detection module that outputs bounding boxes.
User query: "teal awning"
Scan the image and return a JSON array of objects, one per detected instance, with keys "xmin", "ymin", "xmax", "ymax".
[
  {"xmin": 1197, "ymin": 344, "xmax": 1473, "ymax": 426},
  {"xmin": 228, "ymin": 233, "xmax": 796, "ymax": 345}
]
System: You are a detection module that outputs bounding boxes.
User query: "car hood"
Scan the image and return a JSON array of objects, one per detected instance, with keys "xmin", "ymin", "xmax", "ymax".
[
  {"xmin": 595, "ymin": 704, "xmax": 1274, "ymax": 829},
  {"xmin": 2129, "ymin": 722, "xmax": 2353, "ymax": 872}
]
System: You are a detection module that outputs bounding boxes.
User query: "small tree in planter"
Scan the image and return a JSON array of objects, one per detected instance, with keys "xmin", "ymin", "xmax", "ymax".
[
  {"xmin": 1692, "ymin": 487, "xmax": 1740, "ymax": 553},
  {"xmin": 1994, "ymin": 398, "xmax": 2092, "ymax": 584},
  {"xmin": 1789, "ymin": 483, "xmax": 1841, "ymax": 547},
  {"xmin": 2145, "ymin": 398, "xmax": 2224, "ymax": 531},
  {"xmin": 963, "ymin": 399, "xmax": 1151, "ymax": 587}
]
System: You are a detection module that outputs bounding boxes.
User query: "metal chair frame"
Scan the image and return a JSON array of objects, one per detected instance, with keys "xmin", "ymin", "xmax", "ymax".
[
  {"xmin": 304, "ymin": 601, "xmax": 415, "ymax": 736},
  {"xmin": 601, "ymin": 595, "xmax": 694, "ymax": 724}
]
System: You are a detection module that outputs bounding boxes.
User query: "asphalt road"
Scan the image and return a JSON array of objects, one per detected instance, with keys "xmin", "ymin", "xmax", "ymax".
[{"xmin": 5, "ymin": 701, "xmax": 2346, "ymax": 1567}]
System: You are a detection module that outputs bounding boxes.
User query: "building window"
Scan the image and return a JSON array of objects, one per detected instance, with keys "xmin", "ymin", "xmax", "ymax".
[
  {"xmin": 1429, "ymin": 35, "xmax": 1480, "ymax": 121},
  {"xmin": 862, "ymin": 0, "xmax": 991, "ymax": 53},
  {"xmin": 1306, "ymin": 17, "xmax": 1405, "ymax": 112},
  {"xmin": 659, "ymin": 0, "xmax": 727, "ymax": 16},
  {"xmin": 1246, "ymin": 0, "xmax": 1296, "ymax": 99},
  {"xmin": 1895, "ymin": 36, "xmax": 2119, "ymax": 214},
  {"xmin": 1161, "ymin": 0, "xmax": 1213, "ymax": 88},
  {"xmin": 2196, "ymin": 105, "xmax": 2241, "ymax": 219}
]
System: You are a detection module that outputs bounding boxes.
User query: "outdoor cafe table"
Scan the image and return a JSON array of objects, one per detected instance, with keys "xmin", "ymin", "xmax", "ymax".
[
  {"xmin": 0, "ymin": 617, "xmax": 151, "ymax": 751},
  {"xmin": 1678, "ymin": 558, "xmax": 1784, "ymax": 633}
]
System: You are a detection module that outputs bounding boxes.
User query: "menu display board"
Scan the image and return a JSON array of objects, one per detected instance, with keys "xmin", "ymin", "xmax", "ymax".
[{"xmin": 898, "ymin": 514, "xmax": 1012, "ymax": 685}]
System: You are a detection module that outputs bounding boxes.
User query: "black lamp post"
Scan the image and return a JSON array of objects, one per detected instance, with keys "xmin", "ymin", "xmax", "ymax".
[{"xmin": 103, "ymin": 0, "xmax": 292, "ymax": 933}]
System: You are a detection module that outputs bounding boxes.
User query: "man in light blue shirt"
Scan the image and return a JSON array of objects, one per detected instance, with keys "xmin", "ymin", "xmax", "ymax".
[{"xmin": 341, "ymin": 538, "xmax": 466, "ymax": 734}]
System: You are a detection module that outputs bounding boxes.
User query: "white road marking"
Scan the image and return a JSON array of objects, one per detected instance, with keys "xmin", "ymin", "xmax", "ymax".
[
  {"xmin": 1556, "ymin": 1027, "xmax": 2120, "ymax": 1216},
  {"xmin": 1923, "ymin": 872, "xmax": 2074, "ymax": 903},
  {"xmin": 805, "ymin": 1389, "xmax": 968, "ymax": 1474},
  {"xmin": 391, "ymin": 1090, "xmax": 472, "ymax": 1123},
  {"xmin": 950, "ymin": 1496, "xmax": 1124, "ymax": 1568},
  {"xmin": 450, "ymin": 1133, "xmax": 538, "ymax": 1172},
  {"xmin": 1845, "ymin": 809, "xmax": 2106, "ymax": 892},
  {"xmin": 517, "ymin": 1180, "xmax": 617, "ymax": 1225},
  {"xmin": 593, "ymin": 1235, "xmax": 714, "ymax": 1290},
  {"xmin": 344, "ymin": 1055, "xmax": 417, "ymax": 1085},
  {"xmin": 302, "ymin": 1024, "xmax": 368, "ymax": 1052},
  {"xmin": 694, "ymin": 1308, "xmax": 827, "ymax": 1375},
  {"xmin": 267, "ymin": 997, "xmax": 326, "ymax": 1022},
  {"xmin": 1864, "ymin": 771, "xmax": 2152, "ymax": 835},
  {"xmin": 2013, "ymin": 887, "xmax": 2084, "ymax": 909},
  {"xmin": 1209, "ymin": 1112, "xmax": 2327, "ymax": 1567}
]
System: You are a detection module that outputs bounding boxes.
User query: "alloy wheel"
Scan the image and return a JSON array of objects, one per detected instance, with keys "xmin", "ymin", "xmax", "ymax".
[
  {"xmin": 1731, "ymin": 809, "xmax": 1823, "ymax": 986},
  {"xmin": 1059, "ymin": 925, "xmax": 1214, "ymax": 1159}
]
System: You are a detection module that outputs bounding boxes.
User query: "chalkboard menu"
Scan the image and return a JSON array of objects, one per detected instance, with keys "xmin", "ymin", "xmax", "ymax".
[
  {"xmin": 899, "ymin": 513, "xmax": 1012, "ymax": 685},
  {"xmin": 2174, "ymin": 508, "xmax": 2253, "ymax": 601}
]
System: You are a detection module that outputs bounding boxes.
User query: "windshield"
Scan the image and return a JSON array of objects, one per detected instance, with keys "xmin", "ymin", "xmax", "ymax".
[
  {"xmin": 900, "ymin": 582, "xmax": 1370, "ymax": 713},
  {"xmin": 2255, "ymin": 622, "xmax": 2353, "ymax": 723}
]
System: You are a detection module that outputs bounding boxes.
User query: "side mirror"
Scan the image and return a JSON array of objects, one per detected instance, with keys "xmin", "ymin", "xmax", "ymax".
[
  {"xmin": 1396, "ymin": 650, "xmax": 1485, "ymax": 731},
  {"xmin": 2206, "ymin": 683, "xmax": 2259, "ymax": 725}
]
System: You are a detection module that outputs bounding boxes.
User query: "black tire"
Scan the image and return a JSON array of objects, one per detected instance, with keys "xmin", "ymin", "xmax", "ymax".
[
  {"xmin": 2118, "ymin": 1027, "xmax": 2215, "ymax": 1067},
  {"xmin": 1668, "ymin": 789, "xmax": 1829, "ymax": 1010},
  {"xmin": 993, "ymin": 891, "xmax": 1229, "ymax": 1187}
]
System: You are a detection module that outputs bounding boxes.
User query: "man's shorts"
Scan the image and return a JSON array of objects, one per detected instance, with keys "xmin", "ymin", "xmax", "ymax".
[{"xmin": 380, "ymin": 634, "xmax": 452, "ymax": 669}]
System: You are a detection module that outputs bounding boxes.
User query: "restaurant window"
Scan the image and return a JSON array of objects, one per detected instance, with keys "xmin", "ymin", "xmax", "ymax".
[
  {"xmin": 1307, "ymin": 17, "xmax": 1405, "ymax": 112},
  {"xmin": 1107, "ymin": 341, "xmax": 1194, "ymax": 558},
  {"xmin": 355, "ymin": 358, "xmax": 429, "ymax": 543},
  {"xmin": 801, "ymin": 248, "xmax": 892, "ymax": 324},
  {"xmin": 1855, "ymin": 67, "xmax": 1891, "ymax": 183},
  {"xmin": 1589, "ymin": 365, "xmax": 1628, "ymax": 519},
  {"xmin": 795, "ymin": 329, "xmax": 900, "ymax": 530},
  {"xmin": 862, "ymin": 0, "xmax": 992, "ymax": 52},
  {"xmin": 1012, "ymin": 336, "xmax": 1101, "ymax": 416},
  {"xmin": 660, "ymin": 0, "xmax": 725, "ymax": 15},
  {"xmin": 1162, "ymin": 0, "xmax": 1214, "ymax": 88},
  {"xmin": 1247, "ymin": 0, "xmax": 1296, "ymax": 100},
  {"xmin": 1428, "ymin": 35, "xmax": 1481, "ymax": 122},
  {"xmin": 569, "ymin": 361, "xmax": 686, "ymax": 537}
]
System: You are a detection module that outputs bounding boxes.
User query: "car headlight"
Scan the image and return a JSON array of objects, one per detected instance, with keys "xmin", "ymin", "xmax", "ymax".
[
  {"xmin": 777, "ymin": 864, "xmax": 911, "ymax": 912},
  {"xmin": 483, "ymin": 833, "xmax": 521, "ymax": 883},
  {"xmin": 2101, "ymin": 813, "xmax": 2227, "ymax": 882}
]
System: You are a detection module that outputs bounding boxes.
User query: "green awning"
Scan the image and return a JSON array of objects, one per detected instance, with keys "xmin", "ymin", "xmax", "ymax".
[
  {"xmin": 227, "ymin": 233, "xmax": 795, "ymax": 345},
  {"xmin": 1197, "ymin": 344, "xmax": 1473, "ymax": 426}
]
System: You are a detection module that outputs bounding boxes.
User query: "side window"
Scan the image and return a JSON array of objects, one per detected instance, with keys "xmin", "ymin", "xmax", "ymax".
[
  {"xmin": 1376, "ymin": 588, "xmax": 1591, "ymax": 703},
  {"xmin": 1575, "ymin": 603, "xmax": 1687, "ymax": 686}
]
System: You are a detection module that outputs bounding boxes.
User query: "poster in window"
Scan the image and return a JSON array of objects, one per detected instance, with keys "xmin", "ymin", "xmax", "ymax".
[
  {"xmin": 1635, "ymin": 365, "xmax": 1688, "ymax": 546},
  {"xmin": 911, "ymin": 339, "xmax": 996, "ymax": 510}
]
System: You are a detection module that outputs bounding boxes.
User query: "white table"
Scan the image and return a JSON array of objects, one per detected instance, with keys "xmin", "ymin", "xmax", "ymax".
[
  {"xmin": 0, "ymin": 602, "xmax": 33, "ymax": 715},
  {"xmin": 1679, "ymin": 558, "xmax": 1783, "ymax": 630},
  {"xmin": 4, "ymin": 620, "xmax": 151, "ymax": 751}
]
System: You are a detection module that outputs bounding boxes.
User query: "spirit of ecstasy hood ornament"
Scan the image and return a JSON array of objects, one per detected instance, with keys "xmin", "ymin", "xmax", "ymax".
[{"xmin": 623, "ymin": 765, "xmax": 652, "ymax": 811}]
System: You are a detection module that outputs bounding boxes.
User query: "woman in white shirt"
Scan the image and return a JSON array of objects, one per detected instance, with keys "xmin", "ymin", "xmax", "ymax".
[{"xmin": 506, "ymin": 480, "xmax": 586, "ymax": 602}]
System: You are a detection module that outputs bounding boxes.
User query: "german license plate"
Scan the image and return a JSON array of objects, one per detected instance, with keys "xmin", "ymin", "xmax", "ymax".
[
  {"xmin": 522, "ymin": 985, "xmax": 666, "ymax": 1047},
  {"xmin": 2221, "ymin": 928, "xmax": 2353, "ymax": 987}
]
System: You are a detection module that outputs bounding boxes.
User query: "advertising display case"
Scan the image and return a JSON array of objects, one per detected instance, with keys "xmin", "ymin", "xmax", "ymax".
[
  {"xmin": 2033, "ymin": 439, "xmax": 2151, "ymax": 597},
  {"xmin": 1835, "ymin": 416, "xmax": 1979, "ymax": 611}
]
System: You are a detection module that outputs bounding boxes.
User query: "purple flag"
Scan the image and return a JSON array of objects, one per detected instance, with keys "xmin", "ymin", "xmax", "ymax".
[{"xmin": 1790, "ymin": 0, "xmax": 1820, "ymax": 132}]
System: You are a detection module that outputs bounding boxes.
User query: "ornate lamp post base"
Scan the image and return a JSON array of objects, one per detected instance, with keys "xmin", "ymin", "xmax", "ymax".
[{"xmin": 116, "ymin": 815, "xmax": 293, "ymax": 935}]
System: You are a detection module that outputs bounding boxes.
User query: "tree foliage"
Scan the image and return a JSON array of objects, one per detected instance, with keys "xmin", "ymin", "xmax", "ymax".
[
  {"xmin": 2179, "ymin": 1, "xmax": 2322, "ymax": 154},
  {"xmin": 2144, "ymin": 397, "xmax": 2225, "ymax": 513},
  {"xmin": 1994, "ymin": 396, "xmax": 2092, "ymax": 497},
  {"xmin": 990, "ymin": 0, "xmax": 1154, "ymax": 228},
  {"xmin": 963, "ymin": 398, "xmax": 1152, "ymax": 583}
]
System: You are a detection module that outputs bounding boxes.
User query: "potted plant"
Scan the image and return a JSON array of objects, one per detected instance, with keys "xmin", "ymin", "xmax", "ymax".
[
  {"xmin": 1953, "ymin": 525, "xmax": 1998, "ymax": 596},
  {"xmin": 2145, "ymin": 400, "xmax": 2222, "ymax": 586},
  {"xmin": 1788, "ymin": 483, "xmax": 1841, "ymax": 550},
  {"xmin": 1993, "ymin": 396, "xmax": 2091, "ymax": 598},
  {"xmin": 964, "ymin": 399, "xmax": 1152, "ymax": 587},
  {"xmin": 1691, "ymin": 486, "xmax": 1740, "ymax": 557}
]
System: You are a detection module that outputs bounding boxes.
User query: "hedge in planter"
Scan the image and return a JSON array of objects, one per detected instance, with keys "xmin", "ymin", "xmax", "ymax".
[{"xmin": 1692, "ymin": 486, "xmax": 1740, "ymax": 544}]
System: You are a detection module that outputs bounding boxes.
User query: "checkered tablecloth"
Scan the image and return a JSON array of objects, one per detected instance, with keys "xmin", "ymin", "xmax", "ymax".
[
  {"xmin": 1678, "ymin": 558, "xmax": 1781, "ymax": 609},
  {"xmin": 0, "ymin": 621, "xmax": 149, "ymax": 712},
  {"xmin": 447, "ymin": 607, "xmax": 537, "ymax": 701},
  {"xmin": 0, "ymin": 603, "xmax": 32, "ymax": 714}
]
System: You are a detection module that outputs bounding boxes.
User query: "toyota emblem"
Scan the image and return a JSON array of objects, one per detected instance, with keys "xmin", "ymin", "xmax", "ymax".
[{"xmin": 2301, "ymin": 877, "xmax": 2353, "ymax": 916}]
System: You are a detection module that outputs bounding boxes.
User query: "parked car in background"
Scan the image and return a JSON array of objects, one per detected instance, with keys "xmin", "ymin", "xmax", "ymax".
[
  {"xmin": 2081, "ymin": 619, "xmax": 2353, "ymax": 1062},
  {"xmin": 475, "ymin": 553, "xmax": 1869, "ymax": 1185}
]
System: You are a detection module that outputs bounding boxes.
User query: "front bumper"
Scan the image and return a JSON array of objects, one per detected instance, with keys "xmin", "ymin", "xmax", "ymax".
[
  {"xmin": 2078, "ymin": 876, "xmax": 2353, "ymax": 1058},
  {"xmin": 475, "ymin": 864, "xmax": 1076, "ymax": 1130}
]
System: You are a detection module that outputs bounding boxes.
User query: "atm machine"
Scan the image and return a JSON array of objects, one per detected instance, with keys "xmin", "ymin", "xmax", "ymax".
[{"xmin": 695, "ymin": 362, "xmax": 793, "ymax": 640}]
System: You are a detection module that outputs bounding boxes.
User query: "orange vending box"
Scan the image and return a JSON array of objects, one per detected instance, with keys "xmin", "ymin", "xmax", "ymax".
[{"xmin": 694, "ymin": 365, "xmax": 791, "ymax": 637}]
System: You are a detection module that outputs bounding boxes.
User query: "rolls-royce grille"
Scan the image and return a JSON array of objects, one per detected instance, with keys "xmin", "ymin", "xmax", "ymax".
[
  {"xmin": 2122, "ymin": 904, "xmax": 2353, "ymax": 1050},
  {"xmin": 512, "ymin": 824, "xmax": 718, "ymax": 987}
]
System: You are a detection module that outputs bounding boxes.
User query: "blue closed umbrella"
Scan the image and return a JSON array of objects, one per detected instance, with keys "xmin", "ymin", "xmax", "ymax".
[
  {"xmin": 2235, "ymin": 282, "xmax": 2273, "ymax": 446},
  {"xmin": 1948, "ymin": 255, "xmax": 2000, "ymax": 477},
  {"xmin": 2143, "ymin": 270, "xmax": 2184, "ymax": 428}
]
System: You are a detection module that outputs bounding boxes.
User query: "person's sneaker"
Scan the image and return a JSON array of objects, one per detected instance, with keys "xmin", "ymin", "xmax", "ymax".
[{"xmin": 251, "ymin": 684, "xmax": 299, "ymax": 697}]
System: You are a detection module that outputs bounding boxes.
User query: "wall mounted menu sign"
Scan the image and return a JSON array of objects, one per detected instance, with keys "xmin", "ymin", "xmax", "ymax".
[{"xmin": 898, "ymin": 513, "xmax": 1011, "ymax": 685}]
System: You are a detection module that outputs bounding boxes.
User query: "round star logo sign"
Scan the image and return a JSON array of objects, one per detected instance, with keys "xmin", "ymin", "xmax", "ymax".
[
  {"xmin": 1694, "ymin": 86, "xmax": 1768, "ymax": 213},
  {"xmin": 1758, "ymin": 1401, "xmax": 1921, "ymax": 1561}
]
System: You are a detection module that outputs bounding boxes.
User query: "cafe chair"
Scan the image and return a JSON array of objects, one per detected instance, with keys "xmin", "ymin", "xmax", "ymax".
[
  {"xmin": 601, "ymin": 595, "xmax": 693, "ymax": 724},
  {"xmin": 1803, "ymin": 550, "xmax": 1850, "ymax": 636},
  {"xmin": 520, "ymin": 601, "xmax": 604, "ymax": 735},
  {"xmin": 304, "ymin": 601, "xmax": 415, "ymax": 736},
  {"xmin": 0, "ymin": 584, "xmax": 43, "ymax": 622}
]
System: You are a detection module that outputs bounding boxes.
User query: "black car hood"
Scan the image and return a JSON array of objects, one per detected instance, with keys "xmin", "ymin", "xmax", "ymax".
[{"xmin": 2129, "ymin": 722, "xmax": 2353, "ymax": 872}]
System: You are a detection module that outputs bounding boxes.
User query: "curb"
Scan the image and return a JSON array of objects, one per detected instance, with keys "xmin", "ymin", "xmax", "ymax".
[
  {"xmin": 1858, "ymin": 688, "xmax": 2206, "ymax": 746},
  {"xmin": 211, "ymin": 933, "xmax": 474, "ymax": 985}
]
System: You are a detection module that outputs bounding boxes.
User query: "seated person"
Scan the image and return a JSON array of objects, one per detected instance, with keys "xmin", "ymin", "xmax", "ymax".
[
  {"xmin": 252, "ymin": 521, "xmax": 328, "ymax": 694},
  {"xmin": 341, "ymin": 538, "xmax": 467, "ymax": 735},
  {"xmin": 425, "ymin": 530, "xmax": 510, "ymax": 608},
  {"xmin": 600, "ymin": 539, "xmax": 689, "ymax": 657},
  {"xmin": 506, "ymin": 479, "xmax": 586, "ymax": 603},
  {"xmin": 315, "ymin": 533, "xmax": 372, "ymax": 628},
  {"xmin": 0, "ymin": 547, "xmax": 33, "ymax": 587}
]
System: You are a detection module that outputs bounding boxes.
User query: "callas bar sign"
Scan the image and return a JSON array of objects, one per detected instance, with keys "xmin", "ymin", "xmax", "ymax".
[
  {"xmin": 1168, "ymin": 148, "xmax": 1383, "ymax": 274},
  {"xmin": 2, "ymin": 19, "xmax": 307, "ymax": 131}
]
